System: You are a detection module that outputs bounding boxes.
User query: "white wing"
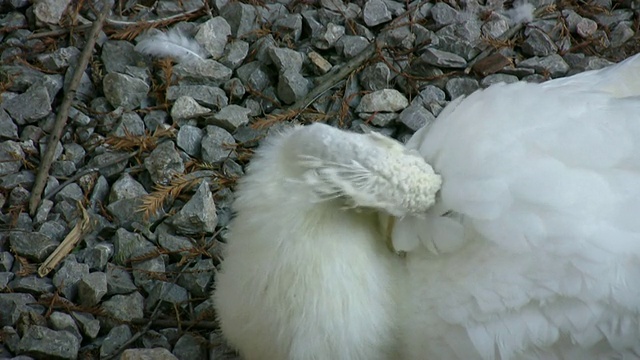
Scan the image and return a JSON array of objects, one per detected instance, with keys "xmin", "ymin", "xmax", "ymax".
[{"xmin": 396, "ymin": 53, "xmax": 640, "ymax": 359}]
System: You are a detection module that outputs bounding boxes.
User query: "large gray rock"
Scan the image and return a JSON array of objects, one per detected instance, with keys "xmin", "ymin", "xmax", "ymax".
[
  {"xmin": 519, "ymin": 54, "xmax": 570, "ymax": 78},
  {"xmin": 101, "ymin": 40, "xmax": 147, "ymax": 74},
  {"xmin": 173, "ymin": 59, "xmax": 233, "ymax": 85},
  {"xmin": 170, "ymin": 95, "xmax": 211, "ymax": 122},
  {"xmin": 196, "ymin": 17, "xmax": 231, "ymax": 59},
  {"xmin": 100, "ymin": 324, "xmax": 132, "ymax": 359},
  {"xmin": 418, "ymin": 48, "xmax": 467, "ymax": 68},
  {"xmin": 176, "ymin": 125, "xmax": 204, "ymax": 157},
  {"xmin": 268, "ymin": 47, "xmax": 304, "ymax": 73},
  {"xmin": 0, "ymin": 140, "xmax": 23, "ymax": 176},
  {"xmin": 445, "ymin": 77, "xmax": 480, "ymax": 100},
  {"xmin": 109, "ymin": 173, "xmax": 147, "ymax": 203},
  {"xmin": 0, "ymin": 272, "xmax": 15, "ymax": 290},
  {"xmin": 236, "ymin": 62, "xmax": 274, "ymax": 91},
  {"xmin": 112, "ymin": 228, "xmax": 156, "ymax": 265},
  {"xmin": 17, "ymin": 325, "xmax": 80, "ymax": 360},
  {"xmin": 221, "ymin": 2, "xmax": 262, "ymax": 39},
  {"xmin": 114, "ymin": 111, "xmax": 145, "ymax": 137},
  {"xmin": 167, "ymin": 85, "xmax": 228, "ymax": 109},
  {"xmin": 103, "ymin": 73, "xmax": 149, "ymax": 110},
  {"xmin": 8, "ymin": 275, "xmax": 55, "ymax": 295},
  {"xmin": 36, "ymin": 46, "xmax": 80, "ymax": 71},
  {"xmin": 2, "ymin": 84, "xmax": 51, "ymax": 125},
  {"xmin": 145, "ymin": 282, "xmax": 189, "ymax": 312},
  {"xmin": 201, "ymin": 125, "xmax": 237, "ymax": 163},
  {"xmin": 363, "ymin": 0, "xmax": 392, "ymax": 26},
  {"xmin": 398, "ymin": 105, "xmax": 435, "ymax": 132},
  {"xmin": 356, "ymin": 89, "xmax": 409, "ymax": 113},
  {"xmin": 522, "ymin": 28, "xmax": 558, "ymax": 56},
  {"xmin": 48, "ymin": 311, "xmax": 82, "ymax": 341},
  {"xmin": 33, "ymin": 0, "xmax": 71, "ymax": 24},
  {"xmin": 0, "ymin": 293, "xmax": 44, "ymax": 326},
  {"xmin": 168, "ymin": 180, "xmax": 218, "ymax": 234},
  {"xmin": 206, "ymin": 105, "xmax": 252, "ymax": 132},
  {"xmin": 177, "ymin": 259, "xmax": 215, "ymax": 297},
  {"xmin": 121, "ymin": 348, "xmax": 179, "ymax": 360},
  {"xmin": 219, "ymin": 40, "xmax": 249, "ymax": 69},
  {"xmin": 52, "ymin": 259, "xmax": 90, "ymax": 301},
  {"xmin": 106, "ymin": 263, "xmax": 138, "ymax": 295},
  {"xmin": 9, "ymin": 231, "xmax": 58, "ymax": 262},
  {"xmin": 274, "ymin": 13, "xmax": 303, "ymax": 42},
  {"xmin": 77, "ymin": 272, "xmax": 108, "ymax": 307},
  {"xmin": 277, "ymin": 70, "xmax": 310, "ymax": 104},
  {"xmin": 101, "ymin": 292, "xmax": 145, "ymax": 328},
  {"xmin": 431, "ymin": 2, "xmax": 459, "ymax": 28},
  {"xmin": 173, "ymin": 333, "xmax": 207, "ymax": 360},
  {"xmin": 0, "ymin": 252, "xmax": 14, "ymax": 271},
  {"xmin": 144, "ymin": 141, "xmax": 185, "ymax": 185},
  {"xmin": 71, "ymin": 311, "xmax": 100, "ymax": 339},
  {"xmin": 0, "ymin": 108, "xmax": 18, "ymax": 139}
]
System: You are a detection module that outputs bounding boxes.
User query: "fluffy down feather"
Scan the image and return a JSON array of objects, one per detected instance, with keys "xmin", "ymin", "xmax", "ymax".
[
  {"xmin": 396, "ymin": 53, "xmax": 640, "ymax": 359},
  {"xmin": 214, "ymin": 124, "xmax": 439, "ymax": 360}
]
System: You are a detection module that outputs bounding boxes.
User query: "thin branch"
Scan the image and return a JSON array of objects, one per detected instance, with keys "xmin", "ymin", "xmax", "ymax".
[
  {"xmin": 38, "ymin": 202, "xmax": 93, "ymax": 277},
  {"xmin": 28, "ymin": 24, "xmax": 92, "ymax": 39},
  {"xmin": 27, "ymin": 6, "xmax": 205, "ymax": 39},
  {"xmin": 464, "ymin": 6, "xmax": 556, "ymax": 74},
  {"xmin": 288, "ymin": 1, "xmax": 437, "ymax": 112},
  {"xmin": 29, "ymin": 1, "xmax": 112, "ymax": 216},
  {"xmin": 43, "ymin": 151, "xmax": 139, "ymax": 202},
  {"xmin": 100, "ymin": 258, "xmax": 197, "ymax": 360},
  {"xmin": 105, "ymin": 7, "xmax": 204, "ymax": 27},
  {"xmin": 130, "ymin": 318, "xmax": 218, "ymax": 330},
  {"xmin": 291, "ymin": 43, "xmax": 376, "ymax": 111}
]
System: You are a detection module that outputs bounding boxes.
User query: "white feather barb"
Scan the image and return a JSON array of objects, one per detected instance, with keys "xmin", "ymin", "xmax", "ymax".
[
  {"xmin": 134, "ymin": 28, "xmax": 206, "ymax": 63},
  {"xmin": 297, "ymin": 154, "xmax": 375, "ymax": 205}
]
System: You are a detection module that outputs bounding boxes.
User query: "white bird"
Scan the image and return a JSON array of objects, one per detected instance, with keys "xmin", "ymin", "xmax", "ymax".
[
  {"xmin": 213, "ymin": 53, "xmax": 640, "ymax": 360},
  {"xmin": 214, "ymin": 124, "xmax": 441, "ymax": 360}
]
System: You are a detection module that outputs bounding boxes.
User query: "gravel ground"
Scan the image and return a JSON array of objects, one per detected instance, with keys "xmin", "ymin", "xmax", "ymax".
[{"xmin": 0, "ymin": 0, "xmax": 639, "ymax": 359}]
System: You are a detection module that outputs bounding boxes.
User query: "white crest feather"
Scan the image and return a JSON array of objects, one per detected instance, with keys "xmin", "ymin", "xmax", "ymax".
[{"xmin": 134, "ymin": 28, "xmax": 206, "ymax": 63}]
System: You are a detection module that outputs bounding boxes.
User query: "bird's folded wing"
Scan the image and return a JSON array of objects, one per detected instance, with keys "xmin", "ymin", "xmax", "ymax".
[{"xmin": 394, "ymin": 56, "xmax": 640, "ymax": 358}]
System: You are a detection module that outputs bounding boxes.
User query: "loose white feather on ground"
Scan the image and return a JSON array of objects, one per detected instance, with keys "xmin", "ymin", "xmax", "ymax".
[{"xmin": 134, "ymin": 28, "xmax": 207, "ymax": 63}]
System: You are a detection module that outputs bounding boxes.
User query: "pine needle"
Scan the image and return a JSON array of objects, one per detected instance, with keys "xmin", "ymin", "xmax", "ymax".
[
  {"xmin": 139, "ymin": 174, "xmax": 202, "ymax": 220},
  {"xmin": 251, "ymin": 109, "xmax": 303, "ymax": 129},
  {"xmin": 104, "ymin": 126, "xmax": 175, "ymax": 152},
  {"xmin": 139, "ymin": 168, "xmax": 239, "ymax": 221}
]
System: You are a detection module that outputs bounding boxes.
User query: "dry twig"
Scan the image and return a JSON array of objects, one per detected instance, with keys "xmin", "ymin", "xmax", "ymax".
[
  {"xmin": 130, "ymin": 318, "xmax": 218, "ymax": 330},
  {"xmin": 291, "ymin": 42, "xmax": 377, "ymax": 112},
  {"xmin": 29, "ymin": 1, "xmax": 112, "ymax": 216},
  {"xmin": 100, "ymin": 258, "xmax": 199, "ymax": 360},
  {"xmin": 38, "ymin": 202, "xmax": 93, "ymax": 277},
  {"xmin": 43, "ymin": 151, "xmax": 139, "ymax": 202},
  {"xmin": 465, "ymin": 5, "xmax": 556, "ymax": 74}
]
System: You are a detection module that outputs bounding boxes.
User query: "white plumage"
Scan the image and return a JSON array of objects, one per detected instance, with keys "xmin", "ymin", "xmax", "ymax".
[
  {"xmin": 214, "ymin": 125, "xmax": 440, "ymax": 359},
  {"xmin": 134, "ymin": 28, "xmax": 206, "ymax": 63},
  {"xmin": 214, "ymin": 53, "xmax": 640, "ymax": 359}
]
